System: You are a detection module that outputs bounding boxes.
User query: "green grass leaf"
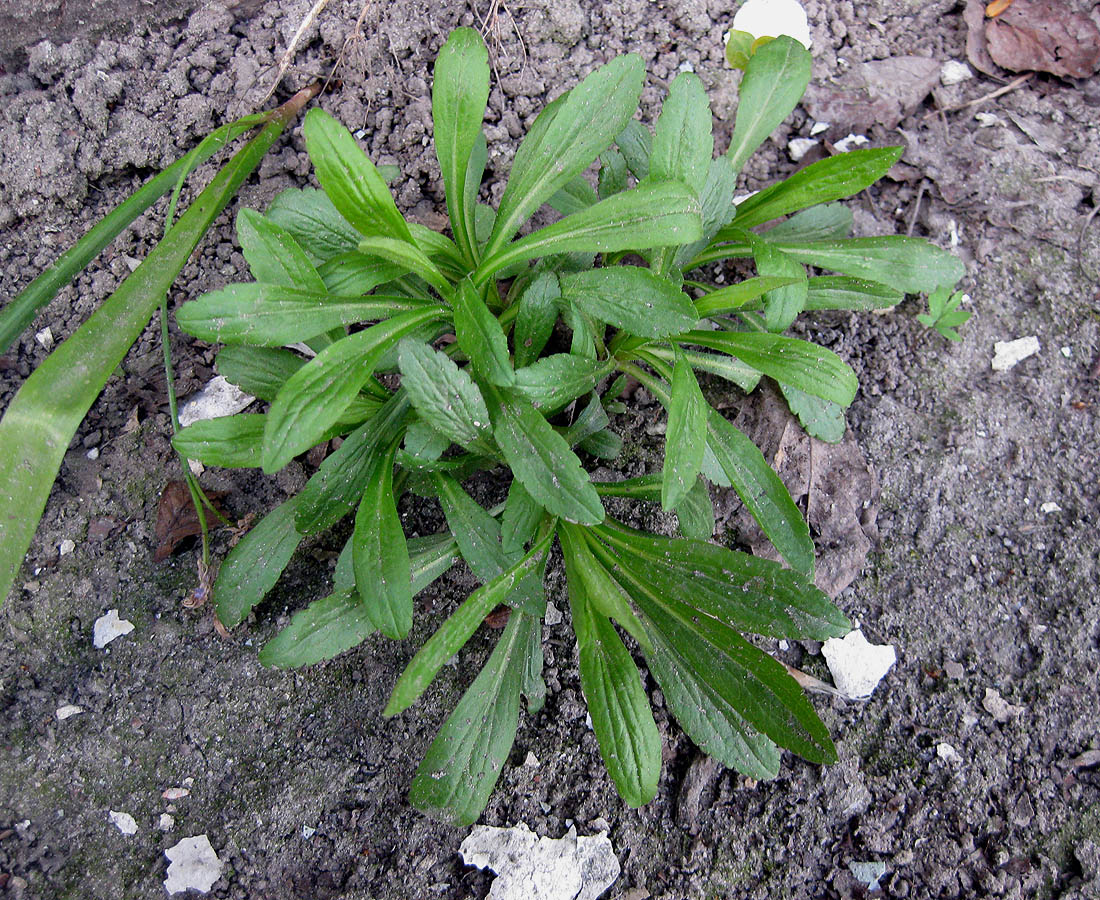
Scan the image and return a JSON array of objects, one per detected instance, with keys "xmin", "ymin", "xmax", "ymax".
[
  {"xmin": 171, "ymin": 414, "xmax": 265, "ymax": 468},
  {"xmin": 726, "ymin": 37, "xmax": 812, "ymax": 176},
  {"xmin": 559, "ymin": 266, "xmax": 699, "ymax": 339},
  {"xmin": 353, "ymin": 436, "xmax": 412, "ymax": 639},
  {"xmin": 433, "ymin": 27, "xmax": 490, "ymax": 265},
  {"xmin": 258, "ymin": 591, "xmax": 375, "ymax": 668},
  {"xmin": 662, "ymin": 350, "xmax": 707, "ymax": 510},
  {"xmin": 454, "ymin": 278, "xmax": 515, "ymax": 386}
]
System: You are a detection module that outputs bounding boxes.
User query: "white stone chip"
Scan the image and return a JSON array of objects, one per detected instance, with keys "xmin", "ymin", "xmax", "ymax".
[
  {"xmin": 178, "ymin": 376, "xmax": 254, "ymax": 428},
  {"xmin": 1040, "ymin": 501, "xmax": 1062, "ymax": 514},
  {"xmin": 1060, "ymin": 346, "xmax": 1072, "ymax": 358},
  {"xmin": 822, "ymin": 629, "xmax": 896, "ymax": 700},
  {"xmin": 849, "ymin": 861, "xmax": 888, "ymax": 891},
  {"xmin": 523, "ymin": 752, "xmax": 541, "ymax": 768},
  {"xmin": 787, "ymin": 137, "xmax": 819, "ymax": 161},
  {"xmin": 809, "ymin": 120, "xmax": 830, "ymax": 136},
  {"xmin": 940, "ymin": 60, "xmax": 973, "ymax": 85},
  {"xmin": 93, "ymin": 609, "xmax": 135, "ymax": 648},
  {"xmin": 35, "ymin": 327, "xmax": 54, "ymax": 350},
  {"xmin": 991, "ymin": 336, "xmax": 1040, "ymax": 371},
  {"xmin": 109, "ymin": 811, "xmax": 138, "ymax": 835},
  {"xmin": 158, "ymin": 814, "xmax": 176, "ymax": 832},
  {"xmin": 975, "ymin": 112, "xmax": 1002, "ymax": 127},
  {"xmin": 460, "ymin": 823, "xmax": 620, "ymax": 900},
  {"xmin": 59, "ymin": 539, "xmax": 76, "ymax": 556},
  {"xmin": 56, "ymin": 704, "xmax": 83, "ymax": 720},
  {"xmin": 544, "ymin": 602, "xmax": 563, "ymax": 627},
  {"xmin": 164, "ymin": 835, "xmax": 224, "ymax": 895},
  {"xmin": 937, "ymin": 742, "xmax": 962, "ymax": 764},
  {"xmin": 833, "ymin": 133, "xmax": 869, "ymax": 153},
  {"xmin": 982, "ymin": 687, "xmax": 1025, "ymax": 723}
]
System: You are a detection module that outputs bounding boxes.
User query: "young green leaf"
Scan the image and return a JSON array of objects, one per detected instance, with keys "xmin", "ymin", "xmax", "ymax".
[
  {"xmin": 615, "ymin": 119, "xmax": 652, "ymax": 180},
  {"xmin": 356, "ymin": 235, "xmax": 452, "ymax": 298},
  {"xmin": 263, "ymin": 305, "xmax": 445, "ymax": 472},
  {"xmin": 236, "ymin": 208, "xmax": 326, "ymax": 292},
  {"xmin": 780, "ymin": 383, "xmax": 846, "ymax": 443},
  {"xmin": 477, "ymin": 181, "xmax": 703, "ymax": 282},
  {"xmin": 806, "ymin": 275, "xmax": 903, "ymax": 311},
  {"xmin": 408, "ymin": 610, "xmax": 537, "ymax": 826},
  {"xmin": 483, "ymin": 384, "xmax": 605, "ymax": 526},
  {"xmin": 728, "ymin": 147, "xmax": 903, "ymax": 231},
  {"xmin": 430, "ymin": 473, "xmax": 510, "ymax": 584},
  {"xmin": 408, "ymin": 532, "xmax": 462, "ymax": 594},
  {"xmin": 454, "ymin": 278, "xmax": 515, "ymax": 386},
  {"xmin": 171, "ymin": 414, "xmax": 265, "ymax": 468},
  {"xmin": 672, "ymin": 157, "xmax": 740, "ymax": 268},
  {"xmin": 726, "ymin": 37, "xmax": 812, "ymax": 176},
  {"xmin": 693, "ymin": 275, "xmax": 802, "ymax": 317},
  {"xmin": 641, "ymin": 345, "xmax": 762, "ymax": 394},
  {"xmin": 662, "ymin": 350, "xmax": 708, "ymax": 511},
  {"xmin": 597, "ymin": 148, "xmax": 629, "ymax": 199},
  {"xmin": 317, "ymin": 251, "xmax": 410, "ymax": 296},
  {"xmin": 706, "ymin": 411, "xmax": 814, "ymax": 576},
  {"xmin": 397, "ymin": 339, "xmax": 494, "ymax": 451},
  {"xmin": 265, "ymin": 187, "xmax": 362, "ymax": 263},
  {"xmin": 303, "ymin": 108, "xmax": 414, "ymax": 243},
  {"xmin": 559, "ymin": 266, "xmax": 699, "ymax": 339},
  {"xmin": 749, "ymin": 235, "xmax": 808, "ymax": 333},
  {"xmin": 214, "ymin": 497, "xmax": 304, "ymax": 628},
  {"xmin": 520, "ymin": 606, "xmax": 547, "ymax": 714},
  {"xmin": 674, "ymin": 476, "xmax": 715, "ymax": 540},
  {"xmin": 178, "ymin": 285, "xmax": 433, "ymax": 347},
  {"xmin": 216, "ymin": 346, "xmax": 306, "ymax": 401},
  {"xmin": 353, "ymin": 436, "xmax": 412, "ymax": 639},
  {"xmin": 258, "ymin": 591, "xmax": 375, "ymax": 668},
  {"xmin": 433, "ymin": 27, "xmax": 491, "ymax": 265},
  {"xmin": 680, "ymin": 330, "xmax": 857, "ymax": 407},
  {"xmin": 650, "ymin": 71, "xmax": 713, "ymax": 196},
  {"xmin": 917, "ymin": 286, "xmax": 971, "ymax": 341},
  {"xmin": 501, "ymin": 479, "xmax": 544, "ymax": 556},
  {"xmin": 513, "ymin": 272, "xmax": 561, "ymax": 368},
  {"xmin": 403, "ymin": 418, "xmax": 449, "ymax": 461},
  {"xmin": 486, "ymin": 54, "xmax": 645, "ymax": 257},
  {"xmin": 549, "ymin": 175, "xmax": 600, "ymax": 215},
  {"xmin": 763, "ymin": 203, "xmax": 853, "ymax": 242},
  {"xmin": 384, "ymin": 528, "xmax": 554, "ymax": 716},
  {"xmin": 513, "ymin": 354, "xmax": 615, "ymax": 414}
]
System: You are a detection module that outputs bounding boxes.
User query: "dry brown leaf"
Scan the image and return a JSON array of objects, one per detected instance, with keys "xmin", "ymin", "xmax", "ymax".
[
  {"xmin": 965, "ymin": 0, "xmax": 1002, "ymax": 75},
  {"xmin": 985, "ymin": 0, "xmax": 1100, "ymax": 78},
  {"xmin": 153, "ymin": 481, "xmax": 226, "ymax": 562}
]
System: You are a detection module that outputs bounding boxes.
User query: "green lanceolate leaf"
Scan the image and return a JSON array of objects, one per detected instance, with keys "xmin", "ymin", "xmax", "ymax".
[
  {"xmin": 693, "ymin": 275, "xmax": 801, "ymax": 317},
  {"xmin": 404, "ymin": 418, "xmax": 449, "ymax": 460},
  {"xmin": 520, "ymin": 607, "xmax": 547, "ymax": 714},
  {"xmin": 592, "ymin": 519, "xmax": 849, "ymax": 640},
  {"xmin": 214, "ymin": 496, "xmax": 304, "ymax": 628},
  {"xmin": 650, "ymin": 71, "xmax": 713, "ymax": 195},
  {"xmin": 780, "ymin": 383, "xmax": 846, "ymax": 443},
  {"xmin": 501, "ymin": 479, "xmax": 544, "ymax": 555},
  {"xmin": 294, "ymin": 391, "xmax": 410, "ymax": 534},
  {"xmin": 236, "ymin": 208, "xmax": 326, "ymax": 291},
  {"xmin": 559, "ymin": 266, "xmax": 699, "ymax": 339},
  {"xmin": 513, "ymin": 272, "xmax": 561, "ymax": 368},
  {"xmin": 263, "ymin": 305, "xmax": 444, "ymax": 472},
  {"xmin": 705, "ymin": 411, "xmax": 814, "ymax": 575},
  {"xmin": 408, "ymin": 609, "xmax": 537, "ymax": 826},
  {"xmin": 384, "ymin": 527, "xmax": 554, "ymax": 716},
  {"xmin": 171, "ymin": 414, "xmax": 265, "ymax": 468},
  {"xmin": 486, "ymin": 54, "xmax": 645, "ymax": 258},
  {"xmin": 304, "ymin": 108, "xmax": 413, "ymax": 243},
  {"xmin": 397, "ymin": 339, "xmax": 494, "ymax": 451},
  {"xmin": 662, "ymin": 350, "xmax": 708, "ymax": 510},
  {"xmin": 616, "ymin": 119, "xmax": 652, "ymax": 180},
  {"xmin": 680, "ymin": 330, "xmax": 857, "ymax": 407},
  {"xmin": 674, "ymin": 476, "xmax": 715, "ymax": 540},
  {"xmin": 729, "ymin": 147, "xmax": 903, "ymax": 231},
  {"xmin": 216, "ymin": 346, "xmax": 304, "ymax": 401},
  {"xmin": 513, "ymin": 354, "xmax": 615, "ymax": 414},
  {"xmin": 763, "ymin": 203, "xmax": 853, "ymax": 242},
  {"xmin": 0, "ymin": 88, "xmax": 312, "ymax": 605},
  {"xmin": 454, "ymin": 278, "xmax": 514, "ymax": 386},
  {"xmin": 477, "ymin": 181, "xmax": 703, "ymax": 282},
  {"xmin": 641, "ymin": 345, "xmax": 761, "ymax": 394},
  {"xmin": 672, "ymin": 157, "xmax": 740, "ymax": 268},
  {"xmin": 357, "ymin": 235, "xmax": 451, "ymax": 298},
  {"xmin": 409, "ymin": 532, "xmax": 462, "ymax": 594},
  {"xmin": 484, "ymin": 384, "xmax": 605, "ymax": 526},
  {"xmin": 258, "ymin": 591, "xmax": 375, "ymax": 668},
  {"xmin": 318, "ymin": 251, "xmax": 409, "ymax": 296},
  {"xmin": 550, "ymin": 175, "xmax": 600, "ymax": 215},
  {"xmin": 353, "ymin": 435, "xmax": 412, "ymax": 639},
  {"xmin": 597, "ymin": 148, "xmax": 629, "ymax": 199},
  {"xmin": 265, "ymin": 187, "xmax": 362, "ymax": 263},
  {"xmin": 806, "ymin": 275, "xmax": 903, "ymax": 311},
  {"xmin": 433, "ymin": 27, "xmax": 491, "ymax": 265},
  {"xmin": 749, "ymin": 234, "xmax": 808, "ymax": 333},
  {"xmin": 564, "ymin": 550, "xmax": 660, "ymax": 806},
  {"xmin": 726, "ymin": 36, "xmax": 812, "ymax": 176},
  {"xmin": 178, "ymin": 284, "xmax": 432, "ymax": 347},
  {"xmin": 430, "ymin": 473, "xmax": 510, "ymax": 584}
]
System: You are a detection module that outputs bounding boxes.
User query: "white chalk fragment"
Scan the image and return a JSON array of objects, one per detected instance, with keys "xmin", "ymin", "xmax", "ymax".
[
  {"xmin": 1060, "ymin": 346, "xmax": 1072, "ymax": 358},
  {"xmin": 109, "ymin": 811, "xmax": 138, "ymax": 835},
  {"xmin": 59, "ymin": 539, "xmax": 75, "ymax": 556},
  {"xmin": 991, "ymin": 336, "xmax": 1039, "ymax": 371},
  {"xmin": 1040, "ymin": 501, "xmax": 1062, "ymax": 514},
  {"xmin": 178, "ymin": 376, "xmax": 254, "ymax": 428},
  {"xmin": 460, "ymin": 824, "xmax": 620, "ymax": 900},
  {"xmin": 936, "ymin": 742, "xmax": 962, "ymax": 764},
  {"xmin": 301, "ymin": 825, "xmax": 316, "ymax": 839},
  {"xmin": 523, "ymin": 752, "xmax": 541, "ymax": 768},
  {"xmin": 849, "ymin": 860, "xmax": 888, "ymax": 891},
  {"xmin": 809, "ymin": 120, "xmax": 830, "ymax": 136},
  {"xmin": 56, "ymin": 704, "xmax": 83, "ymax": 720},
  {"xmin": 940, "ymin": 60, "xmax": 973, "ymax": 85},
  {"xmin": 982, "ymin": 687, "xmax": 1025, "ymax": 723},
  {"xmin": 677, "ymin": 60, "xmax": 695, "ymax": 73},
  {"xmin": 788, "ymin": 137, "xmax": 819, "ymax": 161},
  {"xmin": 544, "ymin": 602, "xmax": 563, "ymax": 627},
  {"xmin": 158, "ymin": 814, "xmax": 175, "ymax": 832},
  {"xmin": 164, "ymin": 835, "xmax": 224, "ymax": 895},
  {"xmin": 833, "ymin": 133, "xmax": 869, "ymax": 153},
  {"xmin": 86, "ymin": 448, "xmax": 100, "ymax": 460},
  {"xmin": 975, "ymin": 112, "xmax": 1002, "ymax": 127},
  {"xmin": 93, "ymin": 610, "xmax": 134, "ymax": 649},
  {"xmin": 822, "ymin": 629, "xmax": 896, "ymax": 700},
  {"xmin": 35, "ymin": 327, "xmax": 54, "ymax": 350}
]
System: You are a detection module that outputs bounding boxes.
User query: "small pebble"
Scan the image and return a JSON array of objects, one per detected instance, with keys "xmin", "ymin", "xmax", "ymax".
[
  {"xmin": 109, "ymin": 811, "xmax": 138, "ymax": 835},
  {"xmin": 59, "ymin": 539, "xmax": 76, "ymax": 556},
  {"xmin": 940, "ymin": 60, "xmax": 973, "ymax": 85},
  {"xmin": 56, "ymin": 704, "xmax": 83, "ymax": 720}
]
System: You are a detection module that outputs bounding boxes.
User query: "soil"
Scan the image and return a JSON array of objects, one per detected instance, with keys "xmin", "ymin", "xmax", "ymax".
[{"xmin": 1, "ymin": 1, "xmax": 1099, "ymax": 898}]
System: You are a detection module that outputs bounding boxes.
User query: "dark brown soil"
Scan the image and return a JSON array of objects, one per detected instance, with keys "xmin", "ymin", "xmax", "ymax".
[{"xmin": 1, "ymin": 1, "xmax": 1098, "ymax": 898}]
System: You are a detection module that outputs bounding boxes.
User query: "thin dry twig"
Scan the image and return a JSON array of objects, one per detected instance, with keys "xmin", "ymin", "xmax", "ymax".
[
  {"xmin": 325, "ymin": 0, "xmax": 376, "ymax": 98},
  {"xmin": 262, "ymin": 0, "xmax": 336, "ymax": 104},
  {"xmin": 476, "ymin": 0, "xmax": 529, "ymax": 88},
  {"xmin": 923, "ymin": 72, "xmax": 1033, "ymax": 119}
]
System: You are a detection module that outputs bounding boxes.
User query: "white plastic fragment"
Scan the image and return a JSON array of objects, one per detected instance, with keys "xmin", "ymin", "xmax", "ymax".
[
  {"xmin": 833, "ymin": 133, "xmax": 869, "ymax": 153},
  {"xmin": 93, "ymin": 609, "xmax": 135, "ymax": 648},
  {"xmin": 178, "ymin": 376, "xmax": 254, "ymax": 427},
  {"xmin": 940, "ymin": 60, "xmax": 973, "ymax": 85},
  {"xmin": 459, "ymin": 823, "xmax": 620, "ymax": 900},
  {"xmin": 56, "ymin": 704, "xmax": 83, "ymax": 720},
  {"xmin": 991, "ymin": 336, "xmax": 1039, "ymax": 371},
  {"xmin": 109, "ymin": 811, "xmax": 138, "ymax": 835},
  {"xmin": 301, "ymin": 825, "xmax": 317, "ymax": 839},
  {"xmin": 731, "ymin": 0, "xmax": 812, "ymax": 50},
  {"xmin": 35, "ymin": 327, "xmax": 54, "ymax": 350},
  {"xmin": 822, "ymin": 629, "xmax": 896, "ymax": 700},
  {"xmin": 937, "ymin": 742, "xmax": 962, "ymax": 764},
  {"xmin": 787, "ymin": 137, "xmax": 819, "ymax": 161},
  {"xmin": 59, "ymin": 539, "xmax": 76, "ymax": 556},
  {"xmin": 164, "ymin": 835, "xmax": 224, "ymax": 895},
  {"xmin": 1040, "ymin": 501, "xmax": 1062, "ymax": 514},
  {"xmin": 849, "ymin": 860, "xmax": 888, "ymax": 891}
]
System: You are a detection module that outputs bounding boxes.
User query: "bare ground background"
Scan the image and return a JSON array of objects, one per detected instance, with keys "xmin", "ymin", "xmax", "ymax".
[{"xmin": 0, "ymin": 1, "xmax": 1098, "ymax": 898}]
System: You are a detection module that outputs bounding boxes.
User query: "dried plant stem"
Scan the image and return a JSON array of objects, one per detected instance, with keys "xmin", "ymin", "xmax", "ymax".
[{"xmin": 263, "ymin": 0, "xmax": 335, "ymax": 103}]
